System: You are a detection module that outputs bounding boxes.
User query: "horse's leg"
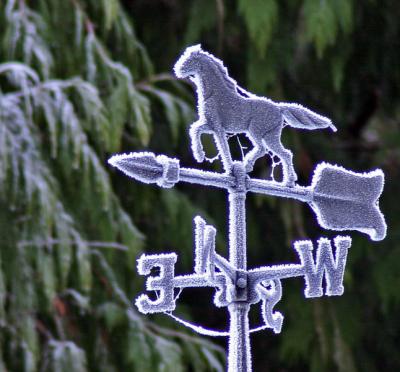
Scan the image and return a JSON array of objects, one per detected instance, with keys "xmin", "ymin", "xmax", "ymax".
[
  {"xmin": 263, "ymin": 128, "xmax": 297, "ymax": 186},
  {"xmin": 214, "ymin": 129, "xmax": 233, "ymax": 172},
  {"xmin": 189, "ymin": 121, "xmax": 207, "ymax": 162},
  {"xmin": 244, "ymin": 137, "xmax": 266, "ymax": 173}
]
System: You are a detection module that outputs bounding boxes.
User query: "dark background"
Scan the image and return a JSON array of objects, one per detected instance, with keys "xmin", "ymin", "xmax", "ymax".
[{"xmin": 0, "ymin": 0, "xmax": 399, "ymax": 371}]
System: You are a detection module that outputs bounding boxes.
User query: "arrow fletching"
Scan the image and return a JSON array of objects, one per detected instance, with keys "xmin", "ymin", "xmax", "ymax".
[
  {"xmin": 310, "ymin": 163, "xmax": 386, "ymax": 241},
  {"xmin": 108, "ymin": 152, "xmax": 179, "ymax": 188}
]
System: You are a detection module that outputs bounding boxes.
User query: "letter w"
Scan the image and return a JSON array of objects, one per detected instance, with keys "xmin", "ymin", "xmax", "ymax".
[{"xmin": 295, "ymin": 236, "xmax": 351, "ymax": 298}]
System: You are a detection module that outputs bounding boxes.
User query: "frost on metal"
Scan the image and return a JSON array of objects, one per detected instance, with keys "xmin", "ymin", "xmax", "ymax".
[
  {"xmin": 108, "ymin": 45, "xmax": 387, "ymax": 371},
  {"xmin": 134, "ymin": 220, "xmax": 351, "ymax": 328},
  {"xmin": 310, "ymin": 163, "xmax": 386, "ymax": 241},
  {"xmin": 136, "ymin": 253, "xmax": 178, "ymax": 313},
  {"xmin": 108, "ymin": 152, "xmax": 180, "ymax": 188},
  {"xmin": 294, "ymin": 236, "xmax": 351, "ymax": 297},
  {"xmin": 174, "ymin": 44, "xmax": 335, "ymax": 184}
]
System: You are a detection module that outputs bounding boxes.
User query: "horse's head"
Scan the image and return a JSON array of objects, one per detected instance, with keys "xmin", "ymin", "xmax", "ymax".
[
  {"xmin": 175, "ymin": 45, "xmax": 234, "ymax": 94},
  {"xmin": 174, "ymin": 44, "xmax": 205, "ymax": 79}
]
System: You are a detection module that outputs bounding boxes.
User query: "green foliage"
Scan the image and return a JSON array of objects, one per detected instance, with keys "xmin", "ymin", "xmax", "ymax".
[
  {"xmin": 299, "ymin": 0, "xmax": 353, "ymax": 58},
  {"xmin": 42, "ymin": 341, "xmax": 88, "ymax": 372},
  {"xmin": 185, "ymin": 0, "xmax": 217, "ymax": 45},
  {"xmin": 238, "ymin": 0, "xmax": 278, "ymax": 56},
  {"xmin": 0, "ymin": 0, "xmax": 224, "ymax": 370}
]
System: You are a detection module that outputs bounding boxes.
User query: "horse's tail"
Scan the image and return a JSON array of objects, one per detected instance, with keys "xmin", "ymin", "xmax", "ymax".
[{"xmin": 279, "ymin": 103, "xmax": 337, "ymax": 132}]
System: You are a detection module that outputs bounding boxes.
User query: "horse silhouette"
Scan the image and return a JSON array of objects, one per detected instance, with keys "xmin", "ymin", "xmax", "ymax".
[{"xmin": 174, "ymin": 45, "xmax": 336, "ymax": 185}]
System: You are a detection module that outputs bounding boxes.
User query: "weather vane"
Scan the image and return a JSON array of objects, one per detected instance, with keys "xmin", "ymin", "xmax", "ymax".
[{"xmin": 108, "ymin": 45, "xmax": 386, "ymax": 372}]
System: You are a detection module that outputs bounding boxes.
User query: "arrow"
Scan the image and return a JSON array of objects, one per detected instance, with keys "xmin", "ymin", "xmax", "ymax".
[
  {"xmin": 107, "ymin": 152, "xmax": 180, "ymax": 188},
  {"xmin": 108, "ymin": 152, "xmax": 387, "ymax": 241},
  {"xmin": 309, "ymin": 163, "xmax": 386, "ymax": 241}
]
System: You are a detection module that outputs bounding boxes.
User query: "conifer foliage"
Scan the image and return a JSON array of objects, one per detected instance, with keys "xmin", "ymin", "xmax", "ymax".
[{"xmin": 0, "ymin": 0, "xmax": 222, "ymax": 370}]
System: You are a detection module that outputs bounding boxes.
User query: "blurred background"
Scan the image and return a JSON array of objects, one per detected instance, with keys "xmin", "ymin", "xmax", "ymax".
[{"xmin": 0, "ymin": 0, "xmax": 399, "ymax": 371}]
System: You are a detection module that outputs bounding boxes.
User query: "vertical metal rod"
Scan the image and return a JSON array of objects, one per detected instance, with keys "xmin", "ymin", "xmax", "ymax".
[
  {"xmin": 227, "ymin": 162, "xmax": 251, "ymax": 372},
  {"xmin": 228, "ymin": 301, "xmax": 251, "ymax": 372}
]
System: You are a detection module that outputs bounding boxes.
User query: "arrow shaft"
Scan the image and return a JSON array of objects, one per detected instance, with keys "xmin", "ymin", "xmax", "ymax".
[
  {"xmin": 248, "ymin": 179, "xmax": 312, "ymax": 203},
  {"xmin": 178, "ymin": 167, "xmax": 312, "ymax": 203},
  {"xmin": 179, "ymin": 167, "xmax": 235, "ymax": 189},
  {"xmin": 110, "ymin": 152, "xmax": 386, "ymax": 240}
]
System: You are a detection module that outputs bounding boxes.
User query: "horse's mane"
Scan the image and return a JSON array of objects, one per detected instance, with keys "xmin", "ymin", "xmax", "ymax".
[
  {"xmin": 196, "ymin": 51, "xmax": 238, "ymax": 92},
  {"xmin": 176, "ymin": 45, "xmax": 253, "ymax": 97},
  {"xmin": 198, "ymin": 51, "xmax": 254, "ymax": 98}
]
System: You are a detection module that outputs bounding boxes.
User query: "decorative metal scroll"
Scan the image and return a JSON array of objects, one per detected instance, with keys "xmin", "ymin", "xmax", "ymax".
[{"xmin": 108, "ymin": 45, "xmax": 386, "ymax": 372}]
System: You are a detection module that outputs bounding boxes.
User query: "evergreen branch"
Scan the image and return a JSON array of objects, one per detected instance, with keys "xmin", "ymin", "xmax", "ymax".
[
  {"xmin": 17, "ymin": 239, "xmax": 129, "ymax": 251},
  {"xmin": 136, "ymin": 73, "xmax": 177, "ymax": 89}
]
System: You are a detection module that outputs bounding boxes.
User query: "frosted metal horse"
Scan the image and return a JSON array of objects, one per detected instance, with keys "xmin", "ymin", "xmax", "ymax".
[{"xmin": 174, "ymin": 45, "xmax": 336, "ymax": 185}]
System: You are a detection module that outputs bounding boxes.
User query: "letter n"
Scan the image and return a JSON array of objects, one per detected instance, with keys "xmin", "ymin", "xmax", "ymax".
[{"xmin": 295, "ymin": 236, "xmax": 351, "ymax": 298}]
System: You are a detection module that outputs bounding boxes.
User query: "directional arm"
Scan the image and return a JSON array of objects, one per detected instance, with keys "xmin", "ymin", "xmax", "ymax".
[
  {"xmin": 134, "ymin": 233, "xmax": 351, "ymax": 338},
  {"xmin": 109, "ymin": 152, "xmax": 386, "ymax": 241}
]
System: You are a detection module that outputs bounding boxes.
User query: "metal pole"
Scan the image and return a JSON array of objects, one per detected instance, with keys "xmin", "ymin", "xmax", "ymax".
[{"xmin": 227, "ymin": 163, "xmax": 251, "ymax": 372}]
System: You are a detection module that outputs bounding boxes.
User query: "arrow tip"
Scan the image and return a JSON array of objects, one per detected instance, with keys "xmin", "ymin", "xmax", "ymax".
[
  {"xmin": 108, "ymin": 152, "xmax": 180, "ymax": 188},
  {"xmin": 107, "ymin": 153, "xmax": 123, "ymax": 168},
  {"xmin": 108, "ymin": 151, "xmax": 163, "ymax": 183}
]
